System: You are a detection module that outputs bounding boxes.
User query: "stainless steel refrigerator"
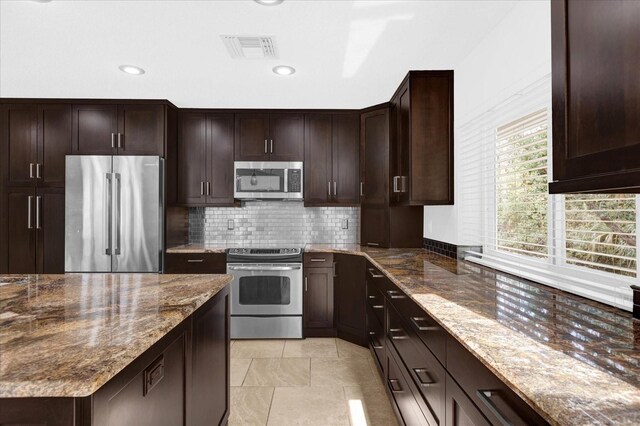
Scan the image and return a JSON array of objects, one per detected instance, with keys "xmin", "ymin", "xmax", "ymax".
[{"xmin": 65, "ymin": 155, "xmax": 163, "ymax": 272}]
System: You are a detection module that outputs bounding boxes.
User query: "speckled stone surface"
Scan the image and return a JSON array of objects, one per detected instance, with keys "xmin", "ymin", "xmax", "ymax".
[
  {"xmin": 305, "ymin": 244, "xmax": 640, "ymax": 426},
  {"xmin": 166, "ymin": 244, "xmax": 226, "ymax": 253},
  {"xmin": 0, "ymin": 273, "xmax": 231, "ymax": 398}
]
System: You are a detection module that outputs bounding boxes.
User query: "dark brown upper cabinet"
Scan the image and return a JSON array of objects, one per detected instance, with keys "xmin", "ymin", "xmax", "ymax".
[
  {"xmin": 304, "ymin": 112, "xmax": 359, "ymax": 206},
  {"xmin": 360, "ymin": 105, "xmax": 423, "ymax": 248},
  {"xmin": 72, "ymin": 103, "xmax": 164, "ymax": 156},
  {"xmin": 550, "ymin": 0, "xmax": 640, "ymax": 193},
  {"xmin": 0, "ymin": 103, "xmax": 71, "ymax": 188},
  {"xmin": 177, "ymin": 111, "xmax": 235, "ymax": 206},
  {"xmin": 390, "ymin": 71, "xmax": 454, "ymax": 205},
  {"xmin": 235, "ymin": 112, "xmax": 303, "ymax": 161}
]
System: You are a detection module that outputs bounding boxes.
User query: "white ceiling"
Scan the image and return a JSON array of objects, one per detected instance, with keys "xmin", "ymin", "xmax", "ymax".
[{"xmin": 0, "ymin": 0, "xmax": 516, "ymax": 109}]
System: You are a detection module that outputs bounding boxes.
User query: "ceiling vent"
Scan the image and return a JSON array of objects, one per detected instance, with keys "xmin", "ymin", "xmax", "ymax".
[{"xmin": 221, "ymin": 35, "xmax": 278, "ymax": 59}]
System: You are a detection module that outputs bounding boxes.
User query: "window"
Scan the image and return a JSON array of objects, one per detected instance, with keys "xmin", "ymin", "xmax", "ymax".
[{"xmin": 459, "ymin": 75, "xmax": 638, "ymax": 310}]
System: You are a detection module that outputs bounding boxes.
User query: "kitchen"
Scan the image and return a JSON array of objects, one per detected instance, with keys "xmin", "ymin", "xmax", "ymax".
[{"xmin": 1, "ymin": 0, "xmax": 639, "ymax": 425}]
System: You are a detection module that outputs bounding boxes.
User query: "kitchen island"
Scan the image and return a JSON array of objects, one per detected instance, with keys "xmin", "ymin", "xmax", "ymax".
[{"xmin": 0, "ymin": 273, "xmax": 232, "ymax": 426}]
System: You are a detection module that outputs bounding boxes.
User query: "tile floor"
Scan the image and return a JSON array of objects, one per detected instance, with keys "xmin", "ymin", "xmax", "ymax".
[{"xmin": 229, "ymin": 338, "xmax": 399, "ymax": 426}]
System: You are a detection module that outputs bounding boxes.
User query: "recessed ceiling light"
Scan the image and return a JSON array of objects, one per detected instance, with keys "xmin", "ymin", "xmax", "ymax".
[
  {"xmin": 118, "ymin": 65, "xmax": 145, "ymax": 75},
  {"xmin": 272, "ymin": 65, "xmax": 295, "ymax": 76},
  {"xmin": 254, "ymin": 0, "xmax": 284, "ymax": 5}
]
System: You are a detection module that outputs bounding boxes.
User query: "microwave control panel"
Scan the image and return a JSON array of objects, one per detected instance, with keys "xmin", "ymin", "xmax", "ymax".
[{"xmin": 287, "ymin": 169, "xmax": 302, "ymax": 193}]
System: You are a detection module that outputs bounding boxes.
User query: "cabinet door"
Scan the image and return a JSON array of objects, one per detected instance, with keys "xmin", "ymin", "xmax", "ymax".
[
  {"xmin": 269, "ymin": 113, "xmax": 304, "ymax": 161},
  {"xmin": 36, "ymin": 188, "xmax": 65, "ymax": 273},
  {"xmin": 2, "ymin": 104, "xmax": 38, "ymax": 186},
  {"xmin": 207, "ymin": 114, "xmax": 235, "ymax": 205},
  {"xmin": 393, "ymin": 83, "xmax": 411, "ymax": 205},
  {"xmin": 117, "ymin": 104, "xmax": 164, "ymax": 155},
  {"xmin": 445, "ymin": 374, "xmax": 490, "ymax": 426},
  {"xmin": 38, "ymin": 104, "xmax": 72, "ymax": 188},
  {"xmin": 332, "ymin": 113, "xmax": 360, "ymax": 205},
  {"xmin": 361, "ymin": 205, "xmax": 389, "ymax": 248},
  {"xmin": 7, "ymin": 187, "xmax": 37, "ymax": 273},
  {"xmin": 304, "ymin": 267, "xmax": 334, "ymax": 330},
  {"xmin": 334, "ymin": 253, "xmax": 366, "ymax": 345},
  {"xmin": 551, "ymin": 0, "xmax": 640, "ymax": 192},
  {"xmin": 72, "ymin": 104, "xmax": 118, "ymax": 155},
  {"xmin": 304, "ymin": 114, "xmax": 332, "ymax": 206},
  {"xmin": 235, "ymin": 113, "xmax": 270, "ymax": 161},
  {"xmin": 386, "ymin": 347, "xmax": 430, "ymax": 426},
  {"xmin": 360, "ymin": 108, "xmax": 389, "ymax": 206},
  {"xmin": 177, "ymin": 111, "xmax": 208, "ymax": 204}
]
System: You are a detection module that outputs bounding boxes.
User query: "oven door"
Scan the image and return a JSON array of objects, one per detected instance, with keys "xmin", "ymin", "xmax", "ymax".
[{"xmin": 227, "ymin": 263, "xmax": 303, "ymax": 316}]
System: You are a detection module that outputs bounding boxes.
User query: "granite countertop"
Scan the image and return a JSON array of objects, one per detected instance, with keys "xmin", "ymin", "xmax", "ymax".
[
  {"xmin": 0, "ymin": 273, "xmax": 232, "ymax": 398},
  {"xmin": 306, "ymin": 244, "xmax": 640, "ymax": 426}
]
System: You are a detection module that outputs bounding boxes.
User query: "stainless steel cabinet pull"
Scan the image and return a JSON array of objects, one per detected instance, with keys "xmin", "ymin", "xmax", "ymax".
[
  {"xmin": 111, "ymin": 133, "xmax": 116, "ymax": 148},
  {"xmin": 367, "ymin": 242, "xmax": 380, "ymax": 247},
  {"xmin": 114, "ymin": 173, "xmax": 121, "ymax": 255},
  {"xmin": 328, "ymin": 181, "xmax": 331, "ymax": 198},
  {"xmin": 400, "ymin": 176, "xmax": 407, "ymax": 193},
  {"xmin": 410, "ymin": 317, "xmax": 439, "ymax": 332},
  {"xmin": 117, "ymin": 133, "xmax": 123, "ymax": 149},
  {"xmin": 36, "ymin": 163, "xmax": 41, "ymax": 179},
  {"xmin": 206, "ymin": 181, "xmax": 211, "ymax": 196},
  {"xmin": 264, "ymin": 139, "xmax": 268, "ymax": 153},
  {"xmin": 368, "ymin": 295, "xmax": 376, "ymax": 299},
  {"xmin": 200, "ymin": 181, "xmax": 205, "ymax": 196},
  {"xmin": 35, "ymin": 196, "xmax": 41, "ymax": 229},
  {"xmin": 476, "ymin": 390, "xmax": 517, "ymax": 426},
  {"xmin": 368, "ymin": 268, "xmax": 384, "ymax": 278},
  {"xmin": 29, "ymin": 163, "xmax": 35, "ymax": 179},
  {"xmin": 333, "ymin": 181, "xmax": 337, "ymax": 197},
  {"xmin": 386, "ymin": 290, "xmax": 406, "ymax": 299},
  {"xmin": 388, "ymin": 328, "xmax": 409, "ymax": 340},
  {"xmin": 360, "ymin": 182, "xmax": 364, "ymax": 197},
  {"xmin": 305, "ymin": 276, "xmax": 308, "ymax": 292},
  {"xmin": 393, "ymin": 176, "xmax": 399, "ymax": 193},
  {"xmin": 371, "ymin": 304, "xmax": 384, "ymax": 310},
  {"xmin": 412, "ymin": 368, "xmax": 435, "ymax": 387},
  {"xmin": 187, "ymin": 259, "xmax": 204, "ymax": 263},
  {"xmin": 310, "ymin": 258, "xmax": 326, "ymax": 262},
  {"xmin": 27, "ymin": 196, "xmax": 33, "ymax": 229},
  {"xmin": 388, "ymin": 379, "xmax": 403, "ymax": 393},
  {"xmin": 369, "ymin": 332, "xmax": 383, "ymax": 350},
  {"xmin": 270, "ymin": 139, "xmax": 273, "ymax": 153},
  {"xmin": 105, "ymin": 173, "xmax": 112, "ymax": 255}
]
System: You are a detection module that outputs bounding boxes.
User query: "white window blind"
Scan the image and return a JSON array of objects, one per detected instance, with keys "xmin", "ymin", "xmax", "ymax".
[{"xmin": 459, "ymin": 74, "xmax": 638, "ymax": 311}]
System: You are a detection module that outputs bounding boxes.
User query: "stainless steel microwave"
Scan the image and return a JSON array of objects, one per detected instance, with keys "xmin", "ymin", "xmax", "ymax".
[{"xmin": 234, "ymin": 161, "xmax": 303, "ymax": 200}]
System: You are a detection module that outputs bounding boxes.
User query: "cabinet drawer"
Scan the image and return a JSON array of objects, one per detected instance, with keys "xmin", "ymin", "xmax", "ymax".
[
  {"xmin": 366, "ymin": 270, "xmax": 386, "ymax": 326},
  {"xmin": 367, "ymin": 304, "xmax": 386, "ymax": 376},
  {"xmin": 447, "ymin": 336, "xmax": 548, "ymax": 426},
  {"xmin": 445, "ymin": 373, "xmax": 490, "ymax": 426},
  {"xmin": 386, "ymin": 345, "xmax": 430, "ymax": 426},
  {"xmin": 386, "ymin": 284, "xmax": 446, "ymax": 364},
  {"xmin": 164, "ymin": 253, "xmax": 226, "ymax": 274},
  {"xmin": 387, "ymin": 302, "xmax": 446, "ymax": 426},
  {"xmin": 304, "ymin": 252, "xmax": 334, "ymax": 267}
]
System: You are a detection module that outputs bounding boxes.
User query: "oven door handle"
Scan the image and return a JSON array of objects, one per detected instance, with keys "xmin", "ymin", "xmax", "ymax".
[{"xmin": 227, "ymin": 265, "xmax": 302, "ymax": 271}]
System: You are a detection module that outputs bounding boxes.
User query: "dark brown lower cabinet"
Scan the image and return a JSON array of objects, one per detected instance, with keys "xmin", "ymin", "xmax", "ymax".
[
  {"xmin": 5, "ymin": 187, "xmax": 64, "ymax": 274},
  {"xmin": 164, "ymin": 252, "xmax": 226, "ymax": 274},
  {"xmin": 304, "ymin": 266, "xmax": 335, "ymax": 336},
  {"xmin": 334, "ymin": 253, "xmax": 367, "ymax": 345},
  {"xmin": 0, "ymin": 286, "xmax": 230, "ymax": 426},
  {"xmin": 386, "ymin": 345, "xmax": 430, "ymax": 426},
  {"xmin": 445, "ymin": 374, "xmax": 490, "ymax": 426}
]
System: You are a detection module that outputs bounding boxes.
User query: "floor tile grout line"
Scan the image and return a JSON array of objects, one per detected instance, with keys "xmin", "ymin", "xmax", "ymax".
[{"xmin": 265, "ymin": 384, "xmax": 277, "ymax": 426}]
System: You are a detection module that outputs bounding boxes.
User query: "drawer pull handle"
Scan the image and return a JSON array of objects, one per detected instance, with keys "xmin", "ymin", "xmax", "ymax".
[
  {"xmin": 368, "ymin": 268, "xmax": 384, "ymax": 278},
  {"xmin": 143, "ymin": 354, "xmax": 164, "ymax": 396},
  {"xmin": 368, "ymin": 333, "xmax": 384, "ymax": 350},
  {"xmin": 371, "ymin": 304, "xmax": 384, "ymax": 310},
  {"xmin": 309, "ymin": 258, "xmax": 326, "ymax": 262},
  {"xmin": 477, "ymin": 390, "xmax": 519, "ymax": 426},
  {"xmin": 388, "ymin": 328, "xmax": 409, "ymax": 340},
  {"xmin": 412, "ymin": 368, "xmax": 435, "ymax": 387},
  {"xmin": 388, "ymin": 378, "xmax": 403, "ymax": 393},
  {"xmin": 368, "ymin": 295, "xmax": 376, "ymax": 299},
  {"xmin": 187, "ymin": 259, "xmax": 204, "ymax": 263},
  {"xmin": 386, "ymin": 290, "xmax": 406, "ymax": 299},
  {"xmin": 410, "ymin": 316, "xmax": 439, "ymax": 332},
  {"xmin": 367, "ymin": 242, "xmax": 380, "ymax": 246}
]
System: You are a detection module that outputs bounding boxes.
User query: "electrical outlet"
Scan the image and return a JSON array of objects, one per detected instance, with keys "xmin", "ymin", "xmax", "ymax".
[
  {"xmin": 341, "ymin": 219, "xmax": 348, "ymax": 229},
  {"xmin": 228, "ymin": 219, "xmax": 234, "ymax": 230}
]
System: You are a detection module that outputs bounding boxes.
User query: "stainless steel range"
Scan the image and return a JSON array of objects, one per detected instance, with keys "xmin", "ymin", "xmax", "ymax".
[{"xmin": 227, "ymin": 248, "xmax": 303, "ymax": 339}]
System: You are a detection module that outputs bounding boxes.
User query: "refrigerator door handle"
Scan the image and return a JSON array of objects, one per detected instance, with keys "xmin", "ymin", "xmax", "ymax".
[
  {"xmin": 114, "ymin": 173, "xmax": 121, "ymax": 255},
  {"xmin": 105, "ymin": 173, "xmax": 112, "ymax": 255}
]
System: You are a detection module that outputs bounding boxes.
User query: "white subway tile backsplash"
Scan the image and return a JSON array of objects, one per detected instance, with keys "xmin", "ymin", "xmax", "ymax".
[{"xmin": 189, "ymin": 201, "xmax": 359, "ymax": 246}]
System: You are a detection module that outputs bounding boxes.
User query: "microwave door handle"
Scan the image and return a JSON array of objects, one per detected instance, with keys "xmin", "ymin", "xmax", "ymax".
[{"xmin": 284, "ymin": 169, "xmax": 288, "ymax": 193}]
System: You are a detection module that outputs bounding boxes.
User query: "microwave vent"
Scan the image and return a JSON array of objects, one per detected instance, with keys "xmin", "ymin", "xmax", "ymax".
[{"xmin": 221, "ymin": 35, "xmax": 278, "ymax": 59}]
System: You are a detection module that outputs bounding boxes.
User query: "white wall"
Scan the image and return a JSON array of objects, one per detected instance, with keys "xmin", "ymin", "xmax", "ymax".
[{"xmin": 424, "ymin": 0, "xmax": 551, "ymax": 245}]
